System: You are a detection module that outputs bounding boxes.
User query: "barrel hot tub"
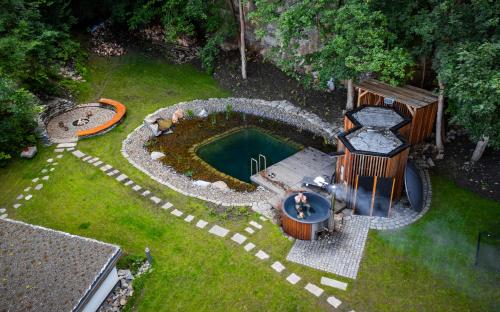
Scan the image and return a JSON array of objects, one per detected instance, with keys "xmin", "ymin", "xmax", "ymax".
[{"xmin": 281, "ymin": 192, "xmax": 331, "ymax": 241}]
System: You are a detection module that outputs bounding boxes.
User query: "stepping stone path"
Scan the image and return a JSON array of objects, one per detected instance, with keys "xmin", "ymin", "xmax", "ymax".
[
  {"xmin": 72, "ymin": 150, "xmax": 85, "ymax": 158},
  {"xmin": 50, "ymin": 168, "xmax": 55, "ymax": 172},
  {"xmin": 141, "ymin": 190, "xmax": 150, "ymax": 197},
  {"xmin": 208, "ymin": 225, "xmax": 229, "ymax": 238},
  {"xmin": 25, "ymin": 195, "xmax": 32, "ymax": 201},
  {"xmin": 132, "ymin": 185, "xmax": 142, "ymax": 191},
  {"xmin": 231, "ymin": 233, "xmax": 247, "ymax": 245},
  {"xmin": 0, "ymin": 214, "xmax": 7, "ymax": 219},
  {"xmin": 56, "ymin": 154, "xmax": 63, "ymax": 159},
  {"xmin": 57, "ymin": 142, "xmax": 77, "ymax": 148},
  {"xmin": 87, "ymin": 157, "xmax": 99, "ymax": 164},
  {"xmin": 244, "ymin": 243, "xmax": 255, "ymax": 252},
  {"xmin": 16, "ymin": 194, "xmax": 24, "ymax": 200},
  {"xmin": 259, "ymin": 216, "xmax": 268, "ymax": 222},
  {"xmin": 100, "ymin": 164, "xmax": 112, "ymax": 172},
  {"xmin": 161, "ymin": 202, "xmax": 172, "ymax": 210},
  {"xmin": 55, "ymin": 148, "xmax": 65, "ymax": 153},
  {"xmin": 249, "ymin": 221, "xmax": 263, "ymax": 229},
  {"xmin": 171, "ymin": 209, "xmax": 183, "ymax": 217},
  {"xmin": 41, "ymin": 169, "xmax": 48, "ymax": 174},
  {"xmin": 321, "ymin": 277, "xmax": 348, "ymax": 291},
  {"xmin": 47, "ymin": 158, "xmax": 53, "ymax": 163},
  {"xmin": 244, "ymin": 227, "xmax": 255, "ymax": 234},
  {"xmin": 150, "ymin": 196, "xmax": 161, "ymax": 204},
  {"xmin": 286, "ymin": 273, "xmax": 301, "ymax": 285},
  {"xmin": 124, "ymin": 180, "xmax": 133, "ymax": 186},
  {"xmin": 34, "ymin": 184, "xmax": 43, "ymax": 191},
  {"xmin": 305, "ymin": 283, "xmax": 324, "ymax": 297},
  {"xmin": 327, "ymin": 296, "xmax": 342, "ymax": 309},
  {"xmin": 255, "ymin": 250, "xmax": 269, "ymax": 260},
  {"xmin": 196, "ymin": 220, "xmax": 208, "ymax": 229},
  {"xmin": 184, "ymin": 215, "xmax": 194, "ymax": 223},
  {"xmin": 32, "ymin": 178, "xmax": 39, "ymax": 183},
  {"xmin": 0, "ymin": 208, "xmax": 6, "ymax": 213},
  {"xmin": 93, "ymin": 161, "xmax": 103, "ymax": 167},
  {"xmin": 42, "ymin": 176, "xmax": 49, "ymax": 181},
  {"xmin": 82, "ymin": 156, "xmax": 92, "ymax": 161},
  {"xmin": 116, "ymin": 174, "xmax": 128, "ymax": 182},
  {"xmin": 24, "ymin": 187, "xmax": 31, "ymax": 192},
  {"xmin": 271, "ymin": 261, "xmax": 286, "ymax": 273},
  {"xmin": 13, "ymin": 204, "xmax": 21, "ymax": 209},
  {"xmin": 107, "ymin": 169, "xmax": 119, "ymax": 176}
]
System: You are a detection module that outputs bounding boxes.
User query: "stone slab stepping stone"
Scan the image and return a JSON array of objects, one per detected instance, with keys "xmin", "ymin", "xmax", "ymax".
[
  {"xmin": 141, "ymin": 190, "xmax": 151, "ymax": 197},
  {"xmin": 320, "ymin": 277, "xmax": 348, "ymax": 291},
  {"xmin": 42, "ymin": 176, "xmax": 49, "ymax": 181},
  {"xmin": 184, "ymin": 215, "xmax": 194, "ymax": 223},
  {"xmin": 249, "ymin": 221, "xmax": 263, "ymax": 229},
  {"xmin": 41, "ymin": 169, "xmax": 48, "ymax": 174},
  {"xmin": 82, "ymin": 156, "xmax": 92, "ymax": 161},
  {"xmin": 56, "ymin": 154, "xmax": 63, "ymax": 159},
  {"xmin": 244, "ymin": 243, "xmax": 255, "ymax": 252},
  {"xmin": 161, "ymin": 202, "xmax": 173, "ymax": 210},
  {"xmin": 196, "ymin": 220, "xmax": 208, "ymax": 229},
  {"xmin": 34, "ymin": 184, "xmax": 43, "ymax": 191},
  {"xmin": 0, "ymin": 208, "xmax": 6, "ymax": 213},
  {"xmin": 244, "ymin": 227, "xmax": 255, "ymax": 234},
  {"xmin": 124, "ymin": 180, "xmax": 134, "ymax": 186},
  {"xmin": 132, "ymin": 185, "xmax": 142, "ymax": 192},
  {"xmin": 255, "ymin": 250, "xmax": 269, "ymax": 260},
  {"xmin": 100, "ymin": 164, "xmax": 112, "ymax": 172},
  {"xmin": 16, "ymin": 194, "xmax": 24, "ymax": 200},
  {"xmin": 327, "ymin": 296, "xmax": 342, "ymax": 309},
  {"xmin": 150, "ymin": 196, "xmax": 161, "ymax": 204},
  {"xmin": 271, "ymin": 261, "xmax": 285, "ymax": 273},
  {"xmin": 47, "ymin": 158, "xmax": 53, "ymax": 163},
  {"xmin": 13, "ymin": 203, "xmax": 21, "ymax": 209},
  {"xmin": 171, "ymin": 209, "xmax": 183, "ymax": 217},
  {"xmin": 55, "ymin": 148, "xmax": 65, "ymax": 153},
  {"xmin": 208, "ymin": 225, "xmax": 229, "ymax": 237},
  {"xmin": 50, "ymin": 168, "xmax": 55, "ymax": 172},
  {"xmin": 25, "ymin": 194, "xmax": 32, "ymax": 201},
  {"xmin": 286, "ymin": 273, "xmax": 301, "ymax": 285},
  {"xmin": 115, "ymin": 174, "xmax": 128, "ymax": 182},
  {"xmin": 304, "ymin": 283, "xmax": 323, "ymax": 297},
  {"xmin": 24, "ymin": 187, "xmax": 31, "ymax": 192},
  {"xmin": 57, "ymin": 142, "xmax": 77, "ymax": 148},
  {"xmin": 0, "ymin": 214, "xmax": 7, "ymax": 219},
  {"xmin": 67, "ymin": 147, "xmax": 75, "ymax": 152},
  {"xmin": 93, "ymin": 160, "xmax": 103, "ymax": 167},
  {"xmin": 32, "ymin": 178, "xmax": 39, "ymax": 183},
  {"xmin": 52, "ymin": 162, "xmax": 58, "ymax": 166},
  {"xmin": 87, "ymin": 157, "xmax": 99, "ymax": 164},
  {"xmin": 259, "ymin": 216, "xmax": 268, "ymax": 222},
  {"xmin": 72, "ymin": 150, "xmax": 85, "ymax": 158},
  {"xmin": 107, "ymin": 169, "xmax": 119, "ymax": 176},
  {"xmin": 231, "ymin": 233, "xmax": 247, "ymax": 245}
]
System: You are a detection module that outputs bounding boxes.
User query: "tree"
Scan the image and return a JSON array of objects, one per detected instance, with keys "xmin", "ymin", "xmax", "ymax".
[
  {"xmin": 238, "ymin": 0, "xmax": 247, "ymax": 79},
  {"xmin": 437, "ymin": 42, "xmax": 500, "ymax": 162},
  {"xmin": 0, "ymin": 77, "xmax": 40, "ymax": 163}
]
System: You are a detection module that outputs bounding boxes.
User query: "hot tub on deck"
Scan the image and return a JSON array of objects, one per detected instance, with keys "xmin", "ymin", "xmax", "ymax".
[{"xmin": 281, "ymin": 192, "xmax": 331, "ymax": 241}]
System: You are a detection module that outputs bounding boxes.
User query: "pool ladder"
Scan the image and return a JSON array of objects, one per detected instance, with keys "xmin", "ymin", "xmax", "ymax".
[{"xmin": 250, "ymin": 154, "xmax": 267, "ymax": 176}]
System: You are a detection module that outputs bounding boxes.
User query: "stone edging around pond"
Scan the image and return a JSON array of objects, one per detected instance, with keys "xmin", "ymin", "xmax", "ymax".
[{"xmin": 121, "ymin": 98, "xmax": 340, "ymax": 208}]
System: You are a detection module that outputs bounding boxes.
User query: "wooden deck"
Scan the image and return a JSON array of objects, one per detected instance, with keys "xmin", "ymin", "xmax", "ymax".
[{"xmin": 251, "ymin": 147, "xmax": 336, "ymax": 196}]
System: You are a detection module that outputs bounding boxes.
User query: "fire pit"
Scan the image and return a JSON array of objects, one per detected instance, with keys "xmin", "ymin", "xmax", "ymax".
[{"xmin": 281, "ymin": 192, "xmax": 331, "ymax": 241}]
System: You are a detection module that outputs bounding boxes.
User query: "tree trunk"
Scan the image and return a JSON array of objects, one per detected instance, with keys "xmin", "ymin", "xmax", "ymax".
[
  {"xmin": 346, "ymin": 79, "xmax": 354, "ymax": 110},
  {"xmin": 238, "ymin": 0, "xmax": 247, "ymax": 79},
  {"xmin": 420, "ymin": 57, "xmax": 426, "ymax": 88},
  {"xmin": 471, "ymin": 135, "xmax": 489, "ymax": 162},
  {"xmin": 436, "ymin": 81, "xmax": 445, "ymax": 153}
]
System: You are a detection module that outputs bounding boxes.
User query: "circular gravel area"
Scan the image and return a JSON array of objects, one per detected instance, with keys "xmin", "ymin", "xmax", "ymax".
[
  {"xmin": 46, "ymin": 103, "xmax": 116, "ymax": 140},
  {"xmin": 122, "ymin": 98, "xmax": 340, "ymax": 207}
]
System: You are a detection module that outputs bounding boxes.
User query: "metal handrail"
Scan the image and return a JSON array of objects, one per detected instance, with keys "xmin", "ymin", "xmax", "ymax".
[
  {"xmin": 250, "ymin": 158, "xmax": 259, "ymax": 176},
  {"xmin": 258, "ymin": 154, "xmax": 267, "ymax": 172}
]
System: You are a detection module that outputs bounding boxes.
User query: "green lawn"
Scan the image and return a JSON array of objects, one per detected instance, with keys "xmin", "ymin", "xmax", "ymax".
[{"xmin": 1, "ymin": 52, "xmax": 499, "ymax": 311}]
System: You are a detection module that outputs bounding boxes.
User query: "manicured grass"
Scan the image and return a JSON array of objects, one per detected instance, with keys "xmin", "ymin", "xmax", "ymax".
[{"xmin": 1, "ymin": 52, "xmax": 498, "ymax": 311}]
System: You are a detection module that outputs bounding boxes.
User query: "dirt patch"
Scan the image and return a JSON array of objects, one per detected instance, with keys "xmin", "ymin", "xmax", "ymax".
[{"xmin": 147, "ymin": 112, "xmax": 335, "ymax": 192}]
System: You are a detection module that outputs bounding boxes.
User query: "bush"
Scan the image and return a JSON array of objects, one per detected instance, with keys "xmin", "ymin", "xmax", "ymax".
[{"xmin": 0, "ymin": 77, "xmax": 40, "ymax": 161}]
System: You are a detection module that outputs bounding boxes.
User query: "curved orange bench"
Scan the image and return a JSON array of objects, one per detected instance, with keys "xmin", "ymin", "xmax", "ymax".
[{"xmin": 77, "ymin": 98, "xmax": 126, "ymax": 138}]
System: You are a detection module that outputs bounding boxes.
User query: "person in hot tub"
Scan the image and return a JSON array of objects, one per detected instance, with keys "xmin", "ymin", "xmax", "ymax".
[{"xmin": 294, "ymin": 192, "xmax": 311, "ymax": 219}]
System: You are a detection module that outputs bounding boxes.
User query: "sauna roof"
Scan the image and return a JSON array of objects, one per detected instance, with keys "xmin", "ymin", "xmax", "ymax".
[
  {"xmin": 344, "ymin": 127, "xmax": 404, "ymax": 155},
  {"xmin": 350, "ymin": 106, "xmax": 406, "ymax": 129},
  {"xmin": 354, "ymin": 79, "xmax": 438, "ymax": 108}
]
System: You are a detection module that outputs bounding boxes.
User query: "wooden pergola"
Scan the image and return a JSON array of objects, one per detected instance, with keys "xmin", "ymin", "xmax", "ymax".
[{"xmin": 354, "ymin": 79, "xmax": 438, "ymax": 144}]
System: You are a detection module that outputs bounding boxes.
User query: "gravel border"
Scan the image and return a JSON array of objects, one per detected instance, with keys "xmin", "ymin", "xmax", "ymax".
[{"xmin": 121, "ymin": 98, "xmax": 340, "ymax": 207}]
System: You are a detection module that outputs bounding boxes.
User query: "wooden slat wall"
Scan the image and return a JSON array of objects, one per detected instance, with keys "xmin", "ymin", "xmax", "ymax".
[
  {"xmin": 280, "ymin": 209, "xmax": 312, "ymax": 240},
  {"xmin": 344, "ymin": 116, "xmax": 356, "ymax": 131},
  {"xmin": 357, "ymin": 88, "xmax": 437, "ymax": 144}
]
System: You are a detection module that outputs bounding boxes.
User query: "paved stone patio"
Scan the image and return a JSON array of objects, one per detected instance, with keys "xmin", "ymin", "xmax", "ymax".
[{"xmin": 287, "ymin": 215, "xmax": 371, "ymax": 279}]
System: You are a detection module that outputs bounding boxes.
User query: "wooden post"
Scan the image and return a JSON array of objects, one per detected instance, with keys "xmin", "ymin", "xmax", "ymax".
[
  {"xmin": 346, "ymin": 79, "xmax": 354, "ymax": 110},
  {"xmin": 370, "ymin": 176, "xmax": 377, "ymax": 216},
  {"xmin": 436, "ymin": 81, "xmax": 445, "ymax": 153}
]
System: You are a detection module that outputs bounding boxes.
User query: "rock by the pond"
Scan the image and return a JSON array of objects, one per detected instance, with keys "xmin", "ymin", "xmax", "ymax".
[
  {"xmin": 150, "ymin": 151, "xmax": 165, "ymax": 160},
  {"xmin": 211, "ymin": 181, "xmax": 229, "ymax": 191},
  {"xmin": 197, "ymin": 108, "xmax": 208, "ymax": 118},
  {"xmin": 20, "ymin": 146, "xmax": 37, "ymax": 159},
  {"xmin": 193, "ymin": 180, "xmax": 211, "ymax": 188}
]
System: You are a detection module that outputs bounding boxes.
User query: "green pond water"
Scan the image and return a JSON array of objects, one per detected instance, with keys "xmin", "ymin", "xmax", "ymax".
[{"xmin": 196, "ymin": 128, "xmax": 300, "ymax": 183}]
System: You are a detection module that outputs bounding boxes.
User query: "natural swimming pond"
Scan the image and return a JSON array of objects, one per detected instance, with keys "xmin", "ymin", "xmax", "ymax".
[{"xmin": 196, "ymin": 127, "xmax": 300, "ymax": 183}]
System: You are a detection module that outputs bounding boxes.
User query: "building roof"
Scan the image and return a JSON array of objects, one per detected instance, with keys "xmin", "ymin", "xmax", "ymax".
[
  {"xmin": 354, "ymin": 79, "xmax": 438, "ymax": 108},
  {"xmin": 0, "ymin": 218, "xmax": 121, "ymax": 312}
]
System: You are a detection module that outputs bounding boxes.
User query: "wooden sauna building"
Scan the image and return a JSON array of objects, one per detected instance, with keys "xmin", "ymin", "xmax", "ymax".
[
  {"xmin": 354, "ymin": 79, "xmax": 438, "ymax": 144},
  {"xmin": 336, "ymin": 105, "xmax": 411, "ymax": 217}
]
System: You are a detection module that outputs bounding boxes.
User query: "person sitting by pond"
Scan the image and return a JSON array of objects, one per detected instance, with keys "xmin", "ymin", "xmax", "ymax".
[{"xmin": 294, "ymin": 192, "xmax": 311, "ymax": 219}]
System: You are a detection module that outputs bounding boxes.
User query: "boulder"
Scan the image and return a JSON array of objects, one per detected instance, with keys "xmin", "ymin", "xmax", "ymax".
[
  {"xmin": 197, "ymin": 109, "xmax": 208, "ymax": 118},
  {"xmin": 211, "ymin": 181, "xmax": 229, "ymax": 191},
  {"xmin": 20, "ymin": 146, "xmax": 37, "ymax": 159},
  {"xmin": 193, "ymin": 180, "xmax": 211, "ymax": 188},
  {"xmin": 150, "ymin": 151, "xmax": 165, "ymax": 160}
]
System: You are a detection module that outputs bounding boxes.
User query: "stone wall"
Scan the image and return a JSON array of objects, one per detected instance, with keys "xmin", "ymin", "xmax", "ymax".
[{"xmin": 37, "ymin": 97, "xmax": 76, "ymax": 144}]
